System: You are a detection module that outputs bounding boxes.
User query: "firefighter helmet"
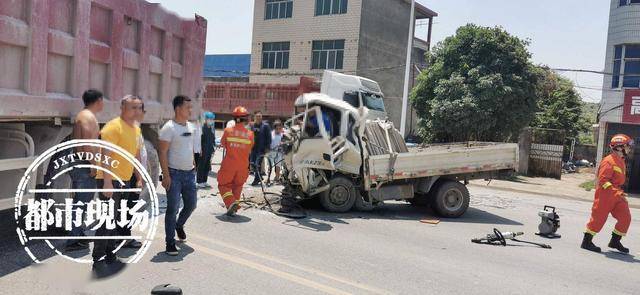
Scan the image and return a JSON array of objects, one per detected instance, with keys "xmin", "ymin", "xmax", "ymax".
[
  {"xmin": 610, "ymin": 134, "xmax": 634, "ymax": 148},
  {"xmin": 232, "ymin": 106, "xmax": 249, "ymax": 118}
]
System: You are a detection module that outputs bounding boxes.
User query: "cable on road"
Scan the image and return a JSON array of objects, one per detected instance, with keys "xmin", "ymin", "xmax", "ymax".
[{"xmin": 242, "ymin": 160, "xmax": 307, "ymax": 219}]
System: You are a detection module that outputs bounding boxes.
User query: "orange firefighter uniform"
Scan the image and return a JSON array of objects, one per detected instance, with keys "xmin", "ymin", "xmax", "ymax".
[
  {"xmin": 217, "ymin": 119, "xmax": 254, "ymax": 209},
  {"xmin": 585, "ymin": 152, "xmax": 631, "ymax": 236}
]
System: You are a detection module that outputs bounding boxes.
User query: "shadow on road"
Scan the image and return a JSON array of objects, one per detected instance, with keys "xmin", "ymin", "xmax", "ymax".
[
  {"xmin": 289, "ymin": 203, "xmax": 522, "ymax": 228},
  {"xmin": 0, "ymin": 208, "xmax": 59, "ymax": 278},
  {"xmin": 91, "ymin": 260, "xmax": 128, "ymax": 280},
  {"xmin": 441, "ymin": 207, "xmax": 523, "ymax": 225},
  {"xmin": 281, "ymin": 218, "xmax": 333, "ymax": 232},
  {"xmin": 603, "ymin": 251, "xmax": 640, "ymax": 263},
  {"xmin": 215, "ymin": 214, "xmax": 252, "ymax": 223},
  {"xmin": 150, "ymin": 243, "xmax": 195, "ymax": 263}
]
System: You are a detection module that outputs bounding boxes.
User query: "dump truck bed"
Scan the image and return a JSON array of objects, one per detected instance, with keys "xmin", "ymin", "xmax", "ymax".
[{"xmin": 367, "ymin": 142, "xmax": 519, "ymax": 182}]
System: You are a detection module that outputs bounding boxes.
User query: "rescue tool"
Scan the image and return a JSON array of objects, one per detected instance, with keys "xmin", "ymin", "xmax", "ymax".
[
  {"xmin": 472, "ymin": 228, "xmax": 552, "ymax": 249},
  {"xmin": 536, "ymin": 205, "xmax": 561, "ymax": 238}
]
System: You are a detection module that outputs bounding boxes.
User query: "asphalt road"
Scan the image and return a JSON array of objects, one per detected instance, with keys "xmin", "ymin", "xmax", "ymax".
[{"xmin": 1, "ymin": 155, "xmax": 639, "ymax": 294}]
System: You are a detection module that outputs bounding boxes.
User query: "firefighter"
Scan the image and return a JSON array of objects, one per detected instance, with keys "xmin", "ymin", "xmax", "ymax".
[
  {"xmin": 581, "ymin": 134, "xmax": 634, "ymax": 254},
  {"xmin": 217, "ymin": 106, "xmax": 254, "ymax": 216}
]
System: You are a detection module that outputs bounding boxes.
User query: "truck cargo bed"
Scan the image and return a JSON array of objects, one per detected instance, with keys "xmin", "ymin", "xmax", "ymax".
[{"xmin": 367, "ymin": 142, "xmax": 518, "ymax": 182}]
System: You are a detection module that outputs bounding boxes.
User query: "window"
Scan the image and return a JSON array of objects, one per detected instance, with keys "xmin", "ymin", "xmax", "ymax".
[
  {"xmin": 261, "ymin": 42, "xmax": 290, "ymax": 69},
  {"xmin": 343, "ymin": 92, "xmax": 360, "ymax": 108},
  {"xmin": 613, "ymin": 45, "xmax": 622, "ymax": 88},
  {"xmin": 311, "ymin": 40, "xmax": 344, "ymax": 70},
  {"xmin": 615, "ymin": 45, "xmax": 640, "ymax": 88},
  {"xmin": 265, "ymin": 0, "xmax": 292, "ymax": 20},
  {"xmin": 620, "ymin": 0, "xmax": 640, "ymax": 6},
  {"xmin": 315, "ymin": 0, "xmax": 347, "ymax": 16},
  {"xmin": 362, "ymin": 92, "xmax": 386, "ymax": 112}
]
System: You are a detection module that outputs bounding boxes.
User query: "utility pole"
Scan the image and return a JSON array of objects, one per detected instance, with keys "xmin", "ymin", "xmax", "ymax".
[{"xmin": 400, "ymin": 0, "xmax": 415, "ymax": 137}]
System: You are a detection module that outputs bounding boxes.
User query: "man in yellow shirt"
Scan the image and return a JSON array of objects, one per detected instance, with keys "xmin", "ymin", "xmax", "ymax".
[{"xmin": 93, "ymin": 95, "xmax": 143, "ymax": 269}]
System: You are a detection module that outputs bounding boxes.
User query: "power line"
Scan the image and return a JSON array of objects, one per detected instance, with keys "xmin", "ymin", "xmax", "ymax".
[{"xmin": 205, "ymin": 64, "xmax": 409, "ymax": 77}]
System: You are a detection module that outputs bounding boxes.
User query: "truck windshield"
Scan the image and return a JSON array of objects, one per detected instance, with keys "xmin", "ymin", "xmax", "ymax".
[{"xmin": 362, "ymin": 92, "xmax": 385, "ymax": 112}]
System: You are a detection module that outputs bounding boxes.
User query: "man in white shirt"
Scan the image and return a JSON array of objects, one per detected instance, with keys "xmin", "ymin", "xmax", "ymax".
[{"xmin": 158, "ymin": 95, "xmax": 197, "ymax": 256}]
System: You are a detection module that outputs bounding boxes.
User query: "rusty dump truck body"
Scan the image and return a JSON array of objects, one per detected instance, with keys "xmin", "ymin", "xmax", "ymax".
[{"xmin": 0, "ymin": 0, "xmax": 207, "ymax": 209}]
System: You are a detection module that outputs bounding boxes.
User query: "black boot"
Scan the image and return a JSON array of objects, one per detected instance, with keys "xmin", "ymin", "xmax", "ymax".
[
  {"xmin": 581, "ymin": 232, "xmax": 601, "ymax": 253},
  {"xmin": 608, "ymin": 233, "xmax": 629, "ymax": 254}
]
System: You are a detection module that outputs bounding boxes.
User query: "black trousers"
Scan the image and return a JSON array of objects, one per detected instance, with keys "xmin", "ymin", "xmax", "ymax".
[
  {"xmin": 93, "ymin": 180, "xmax": 128, "ymax": 262},
  {"xmin": 196, "ymin": 150, "xmax": 213, "ymax": 183},
  {"xmin": 118, "ymin": 174, "xmax": 141, "ymax": 237},
  {"xmin": 194, "ymin": 153, "xmax": 200, "ymax": 173}
]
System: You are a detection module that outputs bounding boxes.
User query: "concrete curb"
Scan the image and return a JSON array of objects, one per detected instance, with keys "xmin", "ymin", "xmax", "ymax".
[{"xmin": 467, "ymin": 184, "xmax": 640, "ymax": 210}]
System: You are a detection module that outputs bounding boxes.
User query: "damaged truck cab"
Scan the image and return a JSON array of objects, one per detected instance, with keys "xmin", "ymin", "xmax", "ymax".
[{"xmin": 282, "ymin": 93, "xmax": 519, "ymax": 218}]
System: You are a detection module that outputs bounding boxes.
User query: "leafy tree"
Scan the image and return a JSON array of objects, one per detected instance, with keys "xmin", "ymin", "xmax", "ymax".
[
  {"xmin": 530, "ymin": 68, "xmax": 591, "ymax": 143},
  {"xmin": 410, "ymin": 24, "xmax": 540, "ymax": 142}
]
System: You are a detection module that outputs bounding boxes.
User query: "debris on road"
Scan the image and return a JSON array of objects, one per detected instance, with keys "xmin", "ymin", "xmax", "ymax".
[{"xmin": 419, "ymin": 218, "xmax": 440, "ymax": 225}]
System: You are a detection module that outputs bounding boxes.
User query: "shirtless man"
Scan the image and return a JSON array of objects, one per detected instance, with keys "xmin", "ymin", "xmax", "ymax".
[{"xmin": 65, "ymin": 89, "xmax": 104, "ymax": 252}]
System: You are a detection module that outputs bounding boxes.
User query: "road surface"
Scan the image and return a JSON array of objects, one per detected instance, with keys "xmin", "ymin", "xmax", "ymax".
[{"xmin": 0, "ymin": 153, "xmax": 638, "ymax": 294}]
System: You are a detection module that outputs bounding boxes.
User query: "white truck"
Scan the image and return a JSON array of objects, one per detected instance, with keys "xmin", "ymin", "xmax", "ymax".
[
  {"xmin": 320, "ymin": 71, "xmax": 387, "ymax": 120},
  {"xmin": 280, "ymin": 76, "xmax": 518, "ymax": 218}
]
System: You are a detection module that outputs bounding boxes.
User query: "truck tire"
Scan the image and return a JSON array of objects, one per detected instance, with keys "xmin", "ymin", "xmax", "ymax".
[
  {"xmin": 319, "ymin": 176, "xmax": 357, "ymax": 213},
  {"xmin": 430, "ymin": 180, "xmax": 469, "ymax": 218}
]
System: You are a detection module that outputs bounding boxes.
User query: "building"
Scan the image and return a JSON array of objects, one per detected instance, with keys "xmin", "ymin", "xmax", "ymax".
[
  {"xmin": 597, "ymin": 0, "xmax": 640, "ymax": 192},
  {"xmin": 249, "ymin": 0, "xmax": 437, "ymax": 133},
  {"xmin": 203, "ymin": 54, "xmax": 251, "ymax": 82}
]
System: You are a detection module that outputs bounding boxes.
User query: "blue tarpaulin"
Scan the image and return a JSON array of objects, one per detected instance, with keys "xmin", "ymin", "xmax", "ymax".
[{"xmin": 203, "ymin": 54, "xmax": 251, "ymax": 78}]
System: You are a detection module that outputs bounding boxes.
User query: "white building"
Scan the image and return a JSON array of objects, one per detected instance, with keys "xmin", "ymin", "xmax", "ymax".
[
  {"xmin": 249, "ymin": 0, "xmax": 437, "ymax": 133},
  {"xmin": 597, "ymin": 0, "xmax": 640, "ymax": 192}
]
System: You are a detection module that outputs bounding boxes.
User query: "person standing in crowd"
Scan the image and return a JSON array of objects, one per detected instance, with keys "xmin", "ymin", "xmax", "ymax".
[
  {"xmin": 93, "ymin": 95, "xmax": 143, "ymax": 270},
  {"xmin": 266, "ymin": 120, "xmax": 284, "ymax": 186},
  {"xmin": 197, "ymin": 112, "xmax": 216, "ymax": 188},
  {"xmin": 249, "ymin": 111, "xmax": 271, "ymax": 186},
  {"xmin": 65, "ymin": 89, "xmax": 104, "ymax": 252},
  {"xmin": 158, "ymin": 95, "xmax": 198, "ymax": 256},
  {"xmin": 218, "ymin": 106, "xmax": 254, "ymax": 216},
  {"xmin": 193, "ymin": 118, "xmax": 202, "ymax": 174},
  {"xmin": 118, "ymin": 102, "xmax": 148, "ymax": 250}
]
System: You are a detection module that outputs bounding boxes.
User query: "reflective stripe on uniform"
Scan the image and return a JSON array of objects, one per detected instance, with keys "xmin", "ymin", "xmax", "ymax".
[
  {"xmin": 613, "ymin": 166, "xmax": 623, "ymax": 174},
  {"xmin": 585, "ymin": 229, "xmax": 597, "ymax": 236},
  {"xmin": 227, "ymin": 137, "xmax": 252, "ymax": 145},
  {"xmin": 222, "ymin": 191, "xmax": 234, "ymax": 199},
  {"xmin": 602, "ymin": 182, "xmax": 613, "ymax": 189},
  {"xmin": 613, "ymin": 229, "xmax": 626, "ymax": 237}
]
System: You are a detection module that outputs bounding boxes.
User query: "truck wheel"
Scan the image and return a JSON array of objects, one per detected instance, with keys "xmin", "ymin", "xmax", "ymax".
[
  {"xmin": 430, "ymin": 180, "xmax": 469, "ymax": 218},
  {"xmin": 319, "ymin": 176, "xmax": 357, "ymax": 213}
]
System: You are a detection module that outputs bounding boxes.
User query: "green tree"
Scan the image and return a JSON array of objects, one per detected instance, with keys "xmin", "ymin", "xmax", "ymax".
[
  {"xmin": 410, "ymin": 24, "xmax": 540, "ymax": 143},
  {"xmin": 530, "ymin": 68, "xmax": 590, "ymax": 143}
]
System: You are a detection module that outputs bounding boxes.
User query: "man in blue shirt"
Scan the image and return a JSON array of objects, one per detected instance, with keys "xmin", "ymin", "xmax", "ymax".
[
  {"xmin": 250, "ymin": 111, "xmax": 271, "ymax": 186},
  {"xmin": 197, "ymin": 112, "xmax": 216, "ymax": 188}
]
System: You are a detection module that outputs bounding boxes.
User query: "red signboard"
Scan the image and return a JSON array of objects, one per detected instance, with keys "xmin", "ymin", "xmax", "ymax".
[{"xmin": 622, "ymin": 89, "xmax": 640, "ymax": 123}]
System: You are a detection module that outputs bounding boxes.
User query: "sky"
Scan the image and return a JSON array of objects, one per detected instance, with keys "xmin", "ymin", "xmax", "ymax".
[{"xmin": 155, "ymin": 0, "xmax": 610, "ymax": 103}]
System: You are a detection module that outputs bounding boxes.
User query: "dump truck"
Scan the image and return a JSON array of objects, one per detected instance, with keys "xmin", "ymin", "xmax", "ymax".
[
  {"xmin": 0, "ymin": 0, "xmax": 207, "ymax": 210},
  {"xmin": 280, "ymin": 93, "xmax": 518, "ymax": 217}
]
